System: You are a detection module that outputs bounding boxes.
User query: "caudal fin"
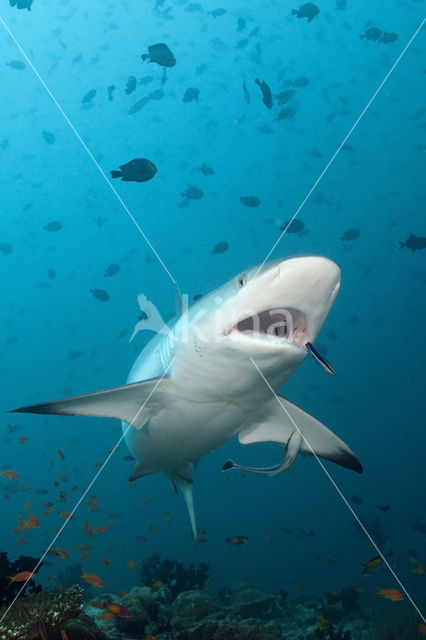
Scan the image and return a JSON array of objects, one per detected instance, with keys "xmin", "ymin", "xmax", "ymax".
[{"xmin": 398, "ymin": 241, "xmax": 405, "ymax": 249}]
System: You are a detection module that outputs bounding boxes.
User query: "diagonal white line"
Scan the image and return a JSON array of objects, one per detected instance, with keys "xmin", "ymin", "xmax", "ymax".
[
  {"xmin": 250, "ymin": 357, "xmax": 426, "ymax": 623},
  {"xmin": 255, "ymin": 17, "xmax": 426, "ymax": 277},
  {"xmin": 0, "ymin": 360, "xmax": 174, "ymax": 625},
  {"xmin": 0, "ymin": 15, "xmax": 176, "ymax": 285}
]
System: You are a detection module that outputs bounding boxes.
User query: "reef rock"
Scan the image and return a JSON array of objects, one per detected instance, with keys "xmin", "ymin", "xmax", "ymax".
[
  {"xmin": 232, "ymin": 588, "xmax": 281, "ymax": 619},
  {"xmin": 171, "ymin": 590, "xmax": 221, "ymax": 630}
]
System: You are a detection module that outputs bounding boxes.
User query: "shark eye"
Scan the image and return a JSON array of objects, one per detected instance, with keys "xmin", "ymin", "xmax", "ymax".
[{"xmin": 237, "ymin": 274, "xmax": 247, "ymax": 288}]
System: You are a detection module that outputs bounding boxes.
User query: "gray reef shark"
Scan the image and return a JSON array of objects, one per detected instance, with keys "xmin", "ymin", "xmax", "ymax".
[{"xmin": 11, "ymin": 256, "xmax": 362, "ymax": 537}]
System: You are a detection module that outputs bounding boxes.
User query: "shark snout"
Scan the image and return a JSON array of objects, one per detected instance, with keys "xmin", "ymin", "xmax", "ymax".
[{"xmin": 278, "ymin": 256, "xmax": 341, "ymax": 341}]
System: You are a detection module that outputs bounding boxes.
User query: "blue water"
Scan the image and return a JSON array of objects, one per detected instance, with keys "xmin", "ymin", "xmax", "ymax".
[{"xmin": 1, "ymin": 0, "xmax": 425, "ymax": 616}]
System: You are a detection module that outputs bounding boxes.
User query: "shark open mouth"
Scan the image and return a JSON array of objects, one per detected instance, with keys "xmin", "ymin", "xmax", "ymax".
[{"xmin": 229, "ymin": 308, "xmax": 308, "ymax": 347}]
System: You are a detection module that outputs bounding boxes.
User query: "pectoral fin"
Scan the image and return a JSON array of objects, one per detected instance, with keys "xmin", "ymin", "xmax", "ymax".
[
  {"xmin": 238, "ymin": 395, "xmax": 362, "ymax": 473},
  {"xmin": 10, "ymin": 376, "xmax": 171, "ymax": 430}
]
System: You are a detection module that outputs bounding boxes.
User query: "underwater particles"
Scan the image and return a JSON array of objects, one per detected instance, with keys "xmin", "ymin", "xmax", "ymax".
[
  {"xmin": 110, "ymin": 158, "xmax": 157, "ymax": 182},
  {"xmin": 398, "ymin": 232, "xmax": 426, "ymax": 252},
  {"xmin": 141, "ymin": 43, "xmax": 176, "ymax": 67},
  {"xmin": 292, "ymin": 2, "xmax": 320, "ymax": 22}
]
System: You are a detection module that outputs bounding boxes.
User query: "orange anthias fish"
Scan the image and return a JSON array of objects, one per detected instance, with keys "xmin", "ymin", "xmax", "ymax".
[
  {"xmin": 9, "ymin": 571, "xmax": 35, "ymax": 583},
  {"xmin": 81, "ymin": 569, "xmax": 104, "ymax": 588},
  {"xmin": 126, "ymin": 560, "xmax": 137, "ymax": 570},
  {"xmin": 362, "ymin": 556, "xmax": 383, "ymax": 574},
  {"xmin": 52, "ymin": 547, "xmax": 69, "ymax": 559},
  {"xmin": 226, "ymin": 536, "xmax": 249, "ymax": 545},
  {"xmin": 0, "ymin": 469, "xmax": 19, "ymax": 479},
  {"xmin": 14, "ymin": 514, "xmax": 40, "ymax": 532},
  {"xmin": 105, "ymin": 602, "xmax": 131, "ymax": 617},
  {"xmin": 419, "ymin": 623, "xmax": 426, "ymax": 635},
  {"xmin": 374, "ymin": 587, "xmax": 404, "ymax": 601},
  {"xmin": 60, "ymin": 631, "xmax": 69, "ymax": 640}
]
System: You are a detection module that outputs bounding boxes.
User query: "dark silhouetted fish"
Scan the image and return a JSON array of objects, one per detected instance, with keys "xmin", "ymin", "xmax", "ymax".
[
  {"xmin": 255, "ymin": 78, "xmax": 273, "ymax": 109},
  {"xmin": 183, "ymin": 87, "xmax": 200, "ymax": 103},
  {"xmin": 360, "ymin": 27, "xmax": 382, "ymax": 41},
  {"xmin": 104, "ymin": 264, "xmax": 120, "ymax": 277},
  {"xmin": 90, "ymin": 289, "xmax": 109, "ymax": 302},
  {"xmin": 340, "ymin": 228, "xmax": 360, "ymax": 241},
  {"xmin": 141, "ymin": 43, "xmax": 176, "ymax": 67},
  {"xmin": 274, "ymin": 89, "xmax": 296, "ymax": 105},
  {"xmin": 380, "ymin": 31, "xmax": 399, "ymax": 44},
  {"xmin": 110, "ymin": 158, "xmax": 157, "ymax": 183},
  {"xmin": 240, "ymin": 195, "xmax": 260, "ymax": 207},
  {"xmin": 127, "ymin": 96, "xmax": 151, "ymax": 115},
  {"xmin": 208, "ymin": 8, "xmax": 226, "ymax": 17},
  {"xmin": 351, "ymin": 494, "xmax": 363, "ymax": 505},
  {"xmin": 280, "ymin": 219, "xmax": 305, "ymax": 233},
  {"xmin": 125, "ymin": 76, "xmax": 137, "ymax": 95},
  {"xmin": 292, "ymin": 2, "xmax": 320, "ymax": 22},
  {"xmin": 398, "ymin": 233, "xmax": 426, "ymax": 252},
  {"xmin": 243, "ymin": 78, "xmax": 250, "ymax": 104},
  {"xmin": 200, "ymin": 163, "xmax": 214, "ymax": 176},
  {"xmin": 9, "ymin": 0, "xmax": 33, "ymax": 11},
  {"xmin": 6, "ymin": 60, "xmax": 26, "ymax": 70},
  {"xmin": 82, "ymin": 89, "xmax": 96, "ymax": 104},
  {"xmin": 107, "ymin": 85, "xmax": 115, "ymax": 101},
  {"xmin": 181, "ymin": 187, "xmax": 203, "ymax": 201},
  {"xmin": 237, "ymin": 17, "xmax": 246, "ymax": 31},
  {"xmin": 411, "ymin": 520, "xmax": 426, "ymax": 534},
  {"xmin": 43, "ymin": 221, "xmax": 62, "ymax": 232},
  {"xmin": 42, "ymin": 131, "xmax": 56, "ymax": 145},
  {"xmin": 274, "ymin": 107, "xmax": 297, "ymax": 122},
  {"xmin": 212, "ymin": 241, "xmax": 229, "ymax": 254}
]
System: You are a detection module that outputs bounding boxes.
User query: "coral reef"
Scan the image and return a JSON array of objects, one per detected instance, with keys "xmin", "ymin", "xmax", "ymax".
[
  {"xmin": 0, "ymin": 585, "xmax": 84, "ymax": 640},
  {"xmin": 140, "ymin": 555, "xmax": 209, "ymax": 597},
  {"xmin": 0, "ymin": 551, "xmax": 42, "ymax": 606}
]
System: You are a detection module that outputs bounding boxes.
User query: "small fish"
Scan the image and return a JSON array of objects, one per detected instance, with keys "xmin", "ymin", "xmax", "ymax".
[
  {"xmin": 351, "ymin": 495, "xmax": 363, "ymax": 505},
  {"xmin": 360, "ymin": 27, "xmax": 382, "ymax": 42},
  {"xmin": 183, "ymin": 87, "xmax": 200, "ymax": 103},
  {"xmin": 43, "ymin": 221, "xmax": 62, "ymax": 232},
  {"xmin": 305, "ymin": 341, "xmax": 336, "ymax": 375},
  {"xmin": 292, "ymin": 2, "xmax": 320, "ymax": 22},
  {"xmin": 340, "ymin": 228, "xmax": 360, "ymax": 241},
  {"xmin": 378, "ymin": 505, "xmax": 390, "ymax": 512},
  {"xmin": 240, "ymin": 195, "xmax": 260, "ymax": 208},
  {"xmin": 212, "ymin": 241, "xmax": 229, "ymax": 254},
  {"xmin": 200, "ymin": 162, "xmax": 214, "ymax": 176},
  {"xmin": 90, "ymin": 289, "xmax": 110, "ymax": 302},
  {"xmin": 0, "ymin": 469, "xmax": 18, "ymax": 479},
  {"xmin": 362, "ymin": 556, "xmax": 382, "ymax": 574},
  {"xmin": 105, "ymin": 602, "xmax": 131, "ymax": 617},
  {"xmin": 280, "ymin": 219, "xmax": 305, "ymax": 234},
  {"xmin": 255, "ymin": 78, "xmax": 273, "ymax": 109},
  {"xmin": 110, "ymin": 158, "xmax": 157, "ymax": 183},
  {"xmin": 374, "ymin": 587, "xmax": 403, "ymax": 601},
  {"xmin": 380, "ymin": 31, "xmax": 399, "ymax": 45},
  {"xmin": 107, "ymin": 85, "xmax": 115, "ymax": 101},
  {"xmin": 82, "ymin": 569, "xmax": 104, "ymax": 588},
  {"xmin": 57, "ymin": 448, "xmax": 65, "ymax": 460},
  {"xmin": 60, "ymin": 631, "xmax": 69, "ymax": 640},
  {"xmin": 398, "ymin": 233, "xmax": 426, "ymax": 252},
  {"xmin": 127, "ymin": 96, "xmax": 151, "ymax": 115},
  {"xmin": 104, "ymin": 263, "xmax": 120, "ymax": 277},
  {"xmin": 18, "ymin": 436, "xmax": 27, "ymax": 444},
  {"xmin": 317, "ymin": 617, "xmax": 333, "ymax": 630},
  {"xmin": 141, "ymin": 43, "xmax": 176, "ymax": 67},
  {"xmin": 274, "ymin": 107, "xmax": 298, "ymax": 122},
  {"xmin": 6, "ymin": 60, "xmax": 26, "ymax": 70},
  {"xmin": 208, "ymin": 8, "xmax": 226, "ymax": 17},
  {"xmin": 126, "ymin": 560, "xmax": 137, "ymax": 569},
  {"xmin": 125, "ymin": 75, "xmax": 137, "ymax": 95},
  {"xmin": 42, "ymin": 131, "xmax": 56, "ymax": 145},
  {"xmin": 226, "ymin": 536, "xmax": 249, "ymax": 545},
  {"xmin": 82, "ymin": 89, "xmax": 96, "ymax": 104},
  {"xmin": 419, "ymin": 623, "xmax": 426, "ymax": 635},
  {"xmin": 243, "ymin": 78, "xmax": 250, "ymax": 104},
  {"xmin": 9, "ymin": 570, "xmax": 35, "ymax": 583}
]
